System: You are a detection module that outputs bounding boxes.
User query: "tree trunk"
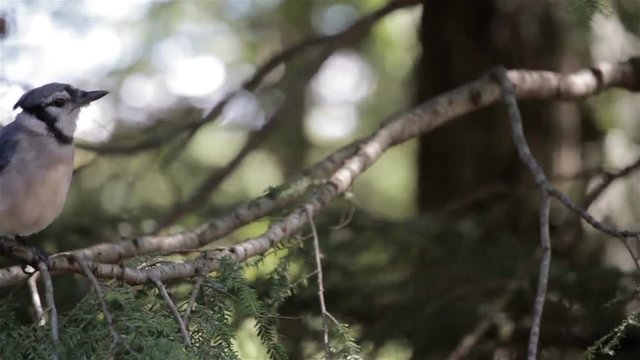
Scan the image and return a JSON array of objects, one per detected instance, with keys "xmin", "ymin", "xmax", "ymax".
[{"xmin": 416, "ymin": 0, "xmax": 576, "ymax": 230}]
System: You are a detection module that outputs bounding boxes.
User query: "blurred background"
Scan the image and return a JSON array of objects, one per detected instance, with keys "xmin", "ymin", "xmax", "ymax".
[{"xmin": 0, "ymin": 0, "xmax": 639, "ymax": 359}]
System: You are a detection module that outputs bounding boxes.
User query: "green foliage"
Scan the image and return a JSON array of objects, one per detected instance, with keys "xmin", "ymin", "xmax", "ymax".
[
  {"xmin": 189, "ymin": 283, "xmax": 240, "ymax": 360},
  {"xmin": 329, "ymin": 320, "xmax": 361, "ymax": 360},
  {"xmin": 216, "ymin": 257, "xmax": 288, "ymax": 360},
  {"xmin": 568, "ymin": 0, "xmax": 611, "ymax": 28},
  {"xmin": 584, "ymin": 284, "xmax": 640, "ymax": 359},
  {"xmin": 586, "ymin": 311, "xmax": 640, "ymax": 359},
  {"xmin": 0, "ymin": 285, "xmax": 187, "ymax": 359},
  {"xmin": 614, "ymin": 0, "xmax": 640, "ymax": 36},
  {"xmin": 0, "ymin": 240, "xmax": 365, "ymax": 359},
  {"xmin": 0, "ymin": 297, "xmax": 56, "ymax": 360}
]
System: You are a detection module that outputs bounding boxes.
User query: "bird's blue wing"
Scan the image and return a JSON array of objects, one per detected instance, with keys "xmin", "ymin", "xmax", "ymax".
[{"xmin": 0, "ymin": 124, "xmax": 20, "ymax": 174}]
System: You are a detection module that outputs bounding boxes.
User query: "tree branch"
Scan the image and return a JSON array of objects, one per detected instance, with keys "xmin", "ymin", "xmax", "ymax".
[
  {"xmin": 583, "ymin": 156, "xmax": 640, "ymax": 208},
  {"xmin": 491, "ymin": 67, "xmax": 552, "ymax": 360},
  {"xmin": 0, "ymin": 58, "xmax": 639, "ymax": 288},
  {"xmin": 182, "ymin": 272, "xmax": 207, "ymax": 327}
]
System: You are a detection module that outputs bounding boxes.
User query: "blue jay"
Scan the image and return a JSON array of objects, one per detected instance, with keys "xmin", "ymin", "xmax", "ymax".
[{"xmin": 0, "ymin": 83, "xmax": 108, "ymax": 265}]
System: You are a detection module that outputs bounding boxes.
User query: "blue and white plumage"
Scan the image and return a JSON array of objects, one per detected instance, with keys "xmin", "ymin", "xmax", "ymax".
[{"xmin": 0, "ymin": 83, "xmax": 108, "ymax": 237}]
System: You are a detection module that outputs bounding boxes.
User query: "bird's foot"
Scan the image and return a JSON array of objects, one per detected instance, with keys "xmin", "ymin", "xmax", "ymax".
[{"xmin": 14, "ymin": 236, "xmax": 51, "ymax": 275}]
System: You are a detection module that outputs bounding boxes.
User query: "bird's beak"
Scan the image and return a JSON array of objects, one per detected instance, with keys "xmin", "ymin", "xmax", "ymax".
[{"xmin": 75, "ymin": 90, "xmax": 109, "ymax": 108}]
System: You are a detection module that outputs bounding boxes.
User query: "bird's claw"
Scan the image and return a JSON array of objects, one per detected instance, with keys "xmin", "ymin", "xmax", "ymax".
[{"xmin": 19, "ymin": 244, "xmax": 51, "ymax": 276}]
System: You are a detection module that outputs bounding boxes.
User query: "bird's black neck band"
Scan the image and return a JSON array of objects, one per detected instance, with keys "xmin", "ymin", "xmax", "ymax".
[{"xmin": 28, "ymin": 108, "xmax": 73, "ymax": 145}]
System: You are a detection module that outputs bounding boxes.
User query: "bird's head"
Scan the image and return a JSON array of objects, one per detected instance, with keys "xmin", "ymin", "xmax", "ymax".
[{"xmin": 13, "ymin": 83, "xmax": 108, "ymax": 141}]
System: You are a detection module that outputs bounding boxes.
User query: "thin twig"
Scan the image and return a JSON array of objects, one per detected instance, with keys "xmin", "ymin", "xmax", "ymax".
[
  {"xmin": 27, "ymin": 272, "xmax": 45, "ymax": 326},
  {"xmin": 618, "ymin": 236, "xmax": 640, "ymax": 272},
  {"xmin": 183, "ymin": 269, "xmax": 208, "ymax": 327},
  {"xmin": 306, "ymin": 206, "xmax": 330, "ymax": 359},
  {"xmin": 152, "ymin": 277, "xmax": 191, "ymax": 346},
  {"xmin": 494, "ymin": 68, "xmax": 551, "ymax": 360},
  {"xmin": 584, "ymin": 156, "xmax": 640, "ymax": 208},
  {"xmin": 38, "ymin": 262, "xmax": 59, "ymax": 357},
  {"xmin": 75, "ymin": 257, "xmax": 136, "ymax": 355},
  {"xmin": 445, "ymin": 281, "xmax": 518, "ymax": 360},
  {"xmin": 325, "ymin": 312, "xmax": 341, "ymax": 327},
  {"xmin": 329, "ymin": 203, "xmax": 356, "ymax": 230},
  {"xmin": 548, "ymin": 184, "xmax": 640, "ymax": 238},
  {"xmin": 530, "ymin": 192, "xmax": 551, "ymax": 360}
]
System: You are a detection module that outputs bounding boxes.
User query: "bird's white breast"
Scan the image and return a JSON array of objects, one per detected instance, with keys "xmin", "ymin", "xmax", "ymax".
[{"xmin": 0, "ymin": 139, "xmax": 74, "ymax": 236}]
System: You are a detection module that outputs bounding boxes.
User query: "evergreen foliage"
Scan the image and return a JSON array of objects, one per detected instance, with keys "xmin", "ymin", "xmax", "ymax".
[
  {"xmin": 0, "ymin": 243, "xmax": 363, "ymax": 359},
  {"xmin": 568, "ymin": 0, "xmax": 611, "ymax": 27},
  {"xmin": 586, "ymin": 311, "xmax": 640, "ymax": 359}
]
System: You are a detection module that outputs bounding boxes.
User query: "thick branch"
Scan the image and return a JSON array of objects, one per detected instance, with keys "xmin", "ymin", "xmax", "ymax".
[
  {"xmin": 0, "ymin": 58, "xmax": 638, "ymax": 287},
  {"xmin": 0, "ymin": 143, "xmax": 358, "ymax": 287}
]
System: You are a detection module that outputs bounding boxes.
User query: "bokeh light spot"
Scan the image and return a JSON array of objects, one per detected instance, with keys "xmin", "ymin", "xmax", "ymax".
[{"xmin": 166, "ymin": 55, "xmax": 226, "ymax": 97}]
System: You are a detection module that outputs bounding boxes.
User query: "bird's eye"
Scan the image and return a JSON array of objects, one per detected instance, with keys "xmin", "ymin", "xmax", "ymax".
[{"xmin": 52, "ymin": 99, "xmax": 66, "ymax": 107}]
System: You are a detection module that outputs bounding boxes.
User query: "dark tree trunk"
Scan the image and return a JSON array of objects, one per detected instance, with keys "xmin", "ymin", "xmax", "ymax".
[
  {"xmin": 414, "ymin": 0, "xmax": 586, "ymax": 357},
  {"xmin": 416, "ymin": 0, "xmax": 571, "ymax": 230}
]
